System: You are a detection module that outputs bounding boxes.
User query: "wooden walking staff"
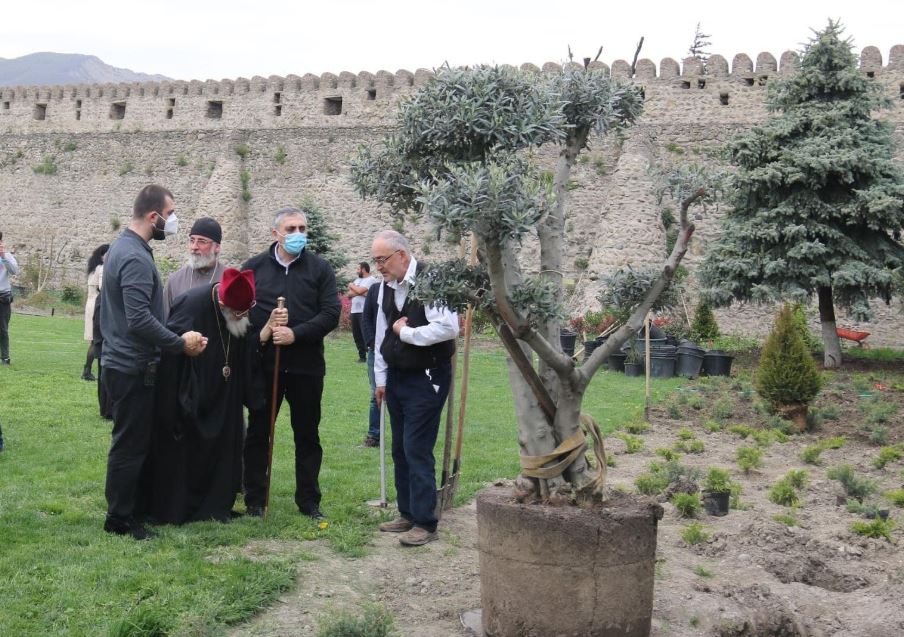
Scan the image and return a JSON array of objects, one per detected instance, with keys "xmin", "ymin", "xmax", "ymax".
[{"xmin": 263, "ymin": 296, "xmax": 286, "ymax": 518}]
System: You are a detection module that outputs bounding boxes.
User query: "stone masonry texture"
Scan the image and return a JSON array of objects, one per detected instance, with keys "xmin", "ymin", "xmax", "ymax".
[{"xmin": 1, "ymin": 46, "xmax": 903, "ymax": 344}]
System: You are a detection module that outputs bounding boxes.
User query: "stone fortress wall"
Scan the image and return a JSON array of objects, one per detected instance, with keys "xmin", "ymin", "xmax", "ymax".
[{"xmin": 1, "ymin": 45, "xmax": 903, "ymax": 344}]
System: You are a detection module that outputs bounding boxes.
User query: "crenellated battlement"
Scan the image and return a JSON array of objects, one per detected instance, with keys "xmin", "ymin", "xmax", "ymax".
[{"xmin": 2, "ymin": 45, "xmax": 903, "ymax": 134}]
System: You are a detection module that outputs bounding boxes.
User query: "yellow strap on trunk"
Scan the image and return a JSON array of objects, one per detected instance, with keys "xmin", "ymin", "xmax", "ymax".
[{"xmin": 519, "ymin": 429, "xmax": 588, "ymax": 480}]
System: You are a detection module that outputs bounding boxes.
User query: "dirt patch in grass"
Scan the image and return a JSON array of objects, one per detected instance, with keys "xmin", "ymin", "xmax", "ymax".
[{"xmin": 231, "ymin": 363, "xmax": 904, "ymax": 637}]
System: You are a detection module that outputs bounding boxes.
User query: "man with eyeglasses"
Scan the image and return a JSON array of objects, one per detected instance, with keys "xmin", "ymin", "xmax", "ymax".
[
  {"xmin": 138, "ymin": 268, "xmax": 263, "ymax": 524},
  {"xmin": 241, "ymin": 205, "xmax": 340, "ymax": 519},
  {"xmin": 371, "ymin": 229, "xmax": 459, "ymax": 546},
  {"xmin": 163, "ymin": 217, "xmax": 226, "ymax": 316}
]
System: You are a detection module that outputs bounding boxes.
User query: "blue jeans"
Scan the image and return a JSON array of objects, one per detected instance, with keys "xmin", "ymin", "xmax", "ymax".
[
  {"xmin": 366, "ymin": 348, "xmax": 380, "ymax": 439},
  {"xmin": 385, "ymin": 362, "xmax": 452, "ymax": 532}
]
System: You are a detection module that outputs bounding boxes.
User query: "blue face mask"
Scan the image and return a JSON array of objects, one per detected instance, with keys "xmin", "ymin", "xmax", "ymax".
[{"xmin": 283, "ymin": 232, "xmax": 307, "ymax": 256}]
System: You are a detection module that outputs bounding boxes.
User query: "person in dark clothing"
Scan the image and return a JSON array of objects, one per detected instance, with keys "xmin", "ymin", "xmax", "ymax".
[
  {"xmin": 91, "ymin": 295, "xmax": 113, "ymax": 419},
  {"xmin": 100, "ymin": 184, "xmax": 208, "ymax": 540},
  {"xmin": 359, "ymin": 281, "xmax": 381, "ymax": 446},
  {"xmin": 371, "ymin": 230, "xmax": 459, "ymax": 547},
  {"xmin": 138, "ymin": 269, "xmax": 264, "ymax": 524},
  {"xmin": 242, "ymin": 205, "xmax": 341, "ymax": 519}
]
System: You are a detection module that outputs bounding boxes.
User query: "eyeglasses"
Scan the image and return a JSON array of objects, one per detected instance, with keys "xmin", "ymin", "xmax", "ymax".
[
  {"xmin": 189, "ymin": 237, "xmax": 214, "ymax": 247},
  {"xmin": 373, "ymin": 250, "xmax": 400, "ymax": 266}
]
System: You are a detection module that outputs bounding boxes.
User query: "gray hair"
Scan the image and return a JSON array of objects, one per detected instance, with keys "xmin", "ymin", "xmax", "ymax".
[
  {"xmin": 374, "ymin": 229, "xmax": 410, "ymax": 253},
  {"xmin": 272, "ymin": 206, "xmax": 307, "ymax": 229}
]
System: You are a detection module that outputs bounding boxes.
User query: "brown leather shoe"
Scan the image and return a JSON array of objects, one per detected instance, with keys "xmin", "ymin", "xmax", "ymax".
[
  {"xmin": 398, "ymin": 527, "xmax": 438, "ymax": 546},
  {"xmin": 378, "ymin": 517, "xmax": 414, "ymax": 533},
  {"xmin": 362, "ymin": 436, "xmax": 379, "ymax": 448}
]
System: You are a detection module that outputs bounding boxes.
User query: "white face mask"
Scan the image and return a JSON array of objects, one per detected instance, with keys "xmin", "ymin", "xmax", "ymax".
[{"xmin": 163, "ymin": 212, "xmax": 180, "ymax": 237}]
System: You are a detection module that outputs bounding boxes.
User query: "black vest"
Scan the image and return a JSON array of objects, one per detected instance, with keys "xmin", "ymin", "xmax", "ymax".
[{"xmin": 380, "ymin": 264, "xmax": 455, "ymax": 370}]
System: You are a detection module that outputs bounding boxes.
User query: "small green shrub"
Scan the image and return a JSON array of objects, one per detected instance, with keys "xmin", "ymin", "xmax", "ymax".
[
  {"xmin": 819, "ymin": 404, "xmax": 840, "ymax": 421},
  {"xmin": 622, "ymin": 421, "xmax": 649, "ymax": 435},
  {"xmin": 274, "ymin": 145, "xmax": 287, "ymax": 164},
  {"xmin": 616, "ymin": 433, "xmax": 644, "ymax": 454},
  {"xmin": 827, "ymin": 464, "xmax": 878, "ymax": 502},
  {"xmin": 886, "ymin": 489, "xmax": 904, "ymax": 507},
  {"xmin": 751, "ymin": 429, "xmax": 774, "ymax": 448},
  {"xmin": 118, "ymin": 160, "xmax": 134, "ymax": 176},
  {"xmin": 769, "ymin": 479, "xmax": 800, "ymax": 507},
  {"xmin": 711, "ymin": 398, "xmax": 734, "ymax": 422},
  {"xmin": 801, "ymin": 444, "xmax": 825, "ymax": 465},
  {"xmin": 60, "ymin": 285, "xmax": 84, "ymax": 305},
  {"xmin": 703, "ymin": 420, "xmax": 722, "ymax": 433},
  {"xmin": 785, "ymin": 469, "xmax": 808, "ymax": 490},
  {"xmin": 860, "ymin": 398, "xmax": 898, "ymax": 425},
  {"xmin": 727, "ymin": 424, "xmax": 753, "ymax": 439},
  {"xmin": 690, "ymin": 302, "xmax": 720, "ymax": 342},
  {"xmin": 235, "ymin": 143, "xmax": 251, "ymax": 158},
  {"xmin": 703, "ymin": 467, "xmax": 732, "ymax": 493},
  {"xmin": 730, "ymin": 483, "xmax": 746, "ymax": 509},
  {"xmin": 824, "ymin": 436, "xmax": 845, "ymax": 449},
  {"xmin": 874, "ymin": 446, "xmax": 904, "ymax": 470},
  {"xmin": 655, "ymin": 448, "xmax": 681, "ymax": 461},
  {"xmin": 688, "ymin": 395, "xmax": 704, "ymax": 410},
  {"xmin": 176, "ymin": 154, "xmax": 189, "ymax": 167},
  {"xmin": 736, "ymin": 446, "xmax": 764, "ymax": 473},
  {"xmin": 773, "ymin": 512, "xmax": 798, "ymax": 526},
  {"xmin": 62, "ymin": 141, "xmax": 77, "ymax": 152},
  {"xmin": 677, "ymin": 428, "xmax": 694, "ymax": 440},
  {"xmin": 634, "ymin": 473, "xmax": 668, "ymax": 496},
  {"xmin": 850, "ymin": 518, "xmax": 896, "ymax": 542},
  {"xmin": 868, "ymin": 426, "xmax": 890, "ymax": 447},
  {"xmin": 672, "ymin": 492, "xmax": 702, "ymax": 518},
  {"xmin": 667, "ymin": 403, "xmax": 682, "ymax": 419},
  {"xmin": 317, "ymin": 605, "xmax": 396, "ymax": 637},
  {"xmin": 692, "ymin": 564, "xmax": 713, "ymax": 577},
  {"xmin": 755, "ymin": 305, "xmax": 822, "ymax": 413},
  {"xmin": 680, "ymin": 522, "xmax": 709, "ymax": 544},
  {"xmin": 240, "ymin": 170, "xmax": 252, "ymax": 202},
  {"xmin": 846, "ymin": 500, "xmax": 881, "ymax": 518}
]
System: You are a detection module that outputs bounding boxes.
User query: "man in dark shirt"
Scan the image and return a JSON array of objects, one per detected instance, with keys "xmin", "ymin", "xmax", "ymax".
[
  {"xmin": 242, "ymin": 205, "xmax": 340, "ymax": 519},
  {"xmin": 359, "ymin": 281, "xmax": 381, "ymax": 446},
  {"xmin": 100, "ymin": 184, "xmax": 207, "ymax": 540}
]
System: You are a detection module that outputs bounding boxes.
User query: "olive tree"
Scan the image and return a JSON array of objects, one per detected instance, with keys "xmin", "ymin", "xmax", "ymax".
[{"xmin": 351, "ymin": 64, "xmax": 708, "ymax": 503}]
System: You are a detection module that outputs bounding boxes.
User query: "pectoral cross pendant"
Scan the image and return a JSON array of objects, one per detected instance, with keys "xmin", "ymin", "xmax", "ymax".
[{"xmin": 222, "ymin": 365, "xmax": 231, "ymax": 380}]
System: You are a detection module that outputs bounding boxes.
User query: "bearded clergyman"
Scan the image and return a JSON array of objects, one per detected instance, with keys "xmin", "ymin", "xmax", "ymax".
[
  {"xmin": 138, "ymin": 268, "xmax": 264, "ymax": 524},
  {"xmin": 162, "ymin": 217, "xmax": 227, "ymax": 317}
]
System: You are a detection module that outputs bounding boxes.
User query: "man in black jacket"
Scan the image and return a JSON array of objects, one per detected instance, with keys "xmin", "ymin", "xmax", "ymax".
[
  {"xmin": 359, "ymin": 281, "xmax": 381, "ymax": 446},
  {"xmin": 242, "ymin": 206, "xmax": 341, "ymax": 519},
  {"xmin": 101, "ymin": 184, "xmax": 207, "ymax": 540}
]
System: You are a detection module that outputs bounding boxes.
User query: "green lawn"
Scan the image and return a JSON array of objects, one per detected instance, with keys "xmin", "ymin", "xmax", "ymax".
[{"xmin": 0, "ymin": 313, "xmax": 681, "ymax": 636}]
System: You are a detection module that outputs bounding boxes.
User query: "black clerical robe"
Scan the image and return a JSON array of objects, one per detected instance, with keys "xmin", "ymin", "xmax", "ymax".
[{"xmin": 138, "ymin": 284, "xmax": 264, "ymax": 524}]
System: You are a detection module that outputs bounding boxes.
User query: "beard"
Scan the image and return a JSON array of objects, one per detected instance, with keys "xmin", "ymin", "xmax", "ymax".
[
  {"xmin": 220, "ymin": 306, "xmax": 251, "ymax": 338},
  {"xmin": 188, "ymin": 252, "xmax": 218, "ymax": 270}
]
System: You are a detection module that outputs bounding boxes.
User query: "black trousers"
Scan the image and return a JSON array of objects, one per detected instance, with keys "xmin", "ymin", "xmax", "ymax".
[
  {"xmin": 350, "ymin": 312, "xmax": 366, "ymax": 360},
  {"xmin": 0, "ymin": 299, "xmax": 10, "ymax": 360},
  {"xmin": 244, "ymin": 371, "xmax": 324, "ymax": 512},
  {"xmin": 102, "ymin": 367, "xmax": 156, "ymax": 522}
]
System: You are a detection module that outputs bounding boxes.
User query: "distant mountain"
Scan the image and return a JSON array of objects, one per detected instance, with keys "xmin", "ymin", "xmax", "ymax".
[{"xmin": 0, "ymin": 52, "xmax": 172, "ymax": 87}]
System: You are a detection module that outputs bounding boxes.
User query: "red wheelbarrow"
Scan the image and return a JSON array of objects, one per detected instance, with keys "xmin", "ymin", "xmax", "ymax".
[{"xmin": 836, "ymin": 327, "xmax": 870, "ymax": 347}]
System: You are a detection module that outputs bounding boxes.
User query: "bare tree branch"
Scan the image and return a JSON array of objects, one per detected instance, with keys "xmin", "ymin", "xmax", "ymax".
[
  {"xmin": 630, "ymin": 36, "xmax": 645, "ymax": 77},
  {"xmin": 577, "ymin": 187, "xmax": 704, "ymax": 390}
]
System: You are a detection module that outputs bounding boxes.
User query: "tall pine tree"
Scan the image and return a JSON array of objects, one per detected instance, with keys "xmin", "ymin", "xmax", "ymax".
[{"xmin": 700, "ymin": 21, "xmax": 904, "ymax": 368}]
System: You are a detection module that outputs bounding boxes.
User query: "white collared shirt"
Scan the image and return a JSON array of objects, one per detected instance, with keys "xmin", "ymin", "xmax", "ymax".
[
  {"xmin": 274, "ymin": 244, "xmax": 300, "ymax": 272},
  {"xmin": 374, "ymin": 256, "xmax": 459, "ymax": 386}
]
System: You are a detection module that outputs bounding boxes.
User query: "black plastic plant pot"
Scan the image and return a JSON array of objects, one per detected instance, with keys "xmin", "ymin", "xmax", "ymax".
[
  {"xmin": 676, "ymin": 351, "xmax": 704, "ymax": 378},
  {"xmin": 702, "ymin": 350, "xmax": 734, "ymax": 377},
  {"xmin": 703, "ymin": 491, "xmax": 730, "ymax": 516},
  {"xmin": 624, "ymin": 362, "xmax": 644, "ymax": 377},
  {"xmin": 608, "ymin": 352, "xmax": 627, "ymax": 373},
  {"xmin": 649, "ymin": 355, "xmax": 676, "ymax": 379},
  {"xmin": 560, "ymin": 330, "xmax": 577, "ymax": 357},
  {"xmin": 584, "ymin": 339, "xmax": 600, "ymax": 362}
]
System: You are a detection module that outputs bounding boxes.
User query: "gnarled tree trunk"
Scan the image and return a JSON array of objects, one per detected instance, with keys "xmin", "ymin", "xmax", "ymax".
[{"xmin": 818, "ymin": 286, "xmax": 842, "ymax": 369}]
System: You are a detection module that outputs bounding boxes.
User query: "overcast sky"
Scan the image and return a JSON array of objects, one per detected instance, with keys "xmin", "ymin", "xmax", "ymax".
[{"xmin": 2, "ymin": 0, "xmax": 901, "ymax": 81}]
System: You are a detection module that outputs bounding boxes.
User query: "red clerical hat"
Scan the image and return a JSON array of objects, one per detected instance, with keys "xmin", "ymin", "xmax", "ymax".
[{"xmin": 218, "ymin": 268, "xmax": 256, "ymax": 311}]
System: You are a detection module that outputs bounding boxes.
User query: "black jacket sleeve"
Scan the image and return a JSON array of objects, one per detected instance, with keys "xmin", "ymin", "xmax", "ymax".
[
  {"xmin": 291, "ymin": 260, "xmax": 341, "ymax": 344},
  {"xmin": 361, "ymin": 283, "xmax": 380, "ymax": 349}
]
